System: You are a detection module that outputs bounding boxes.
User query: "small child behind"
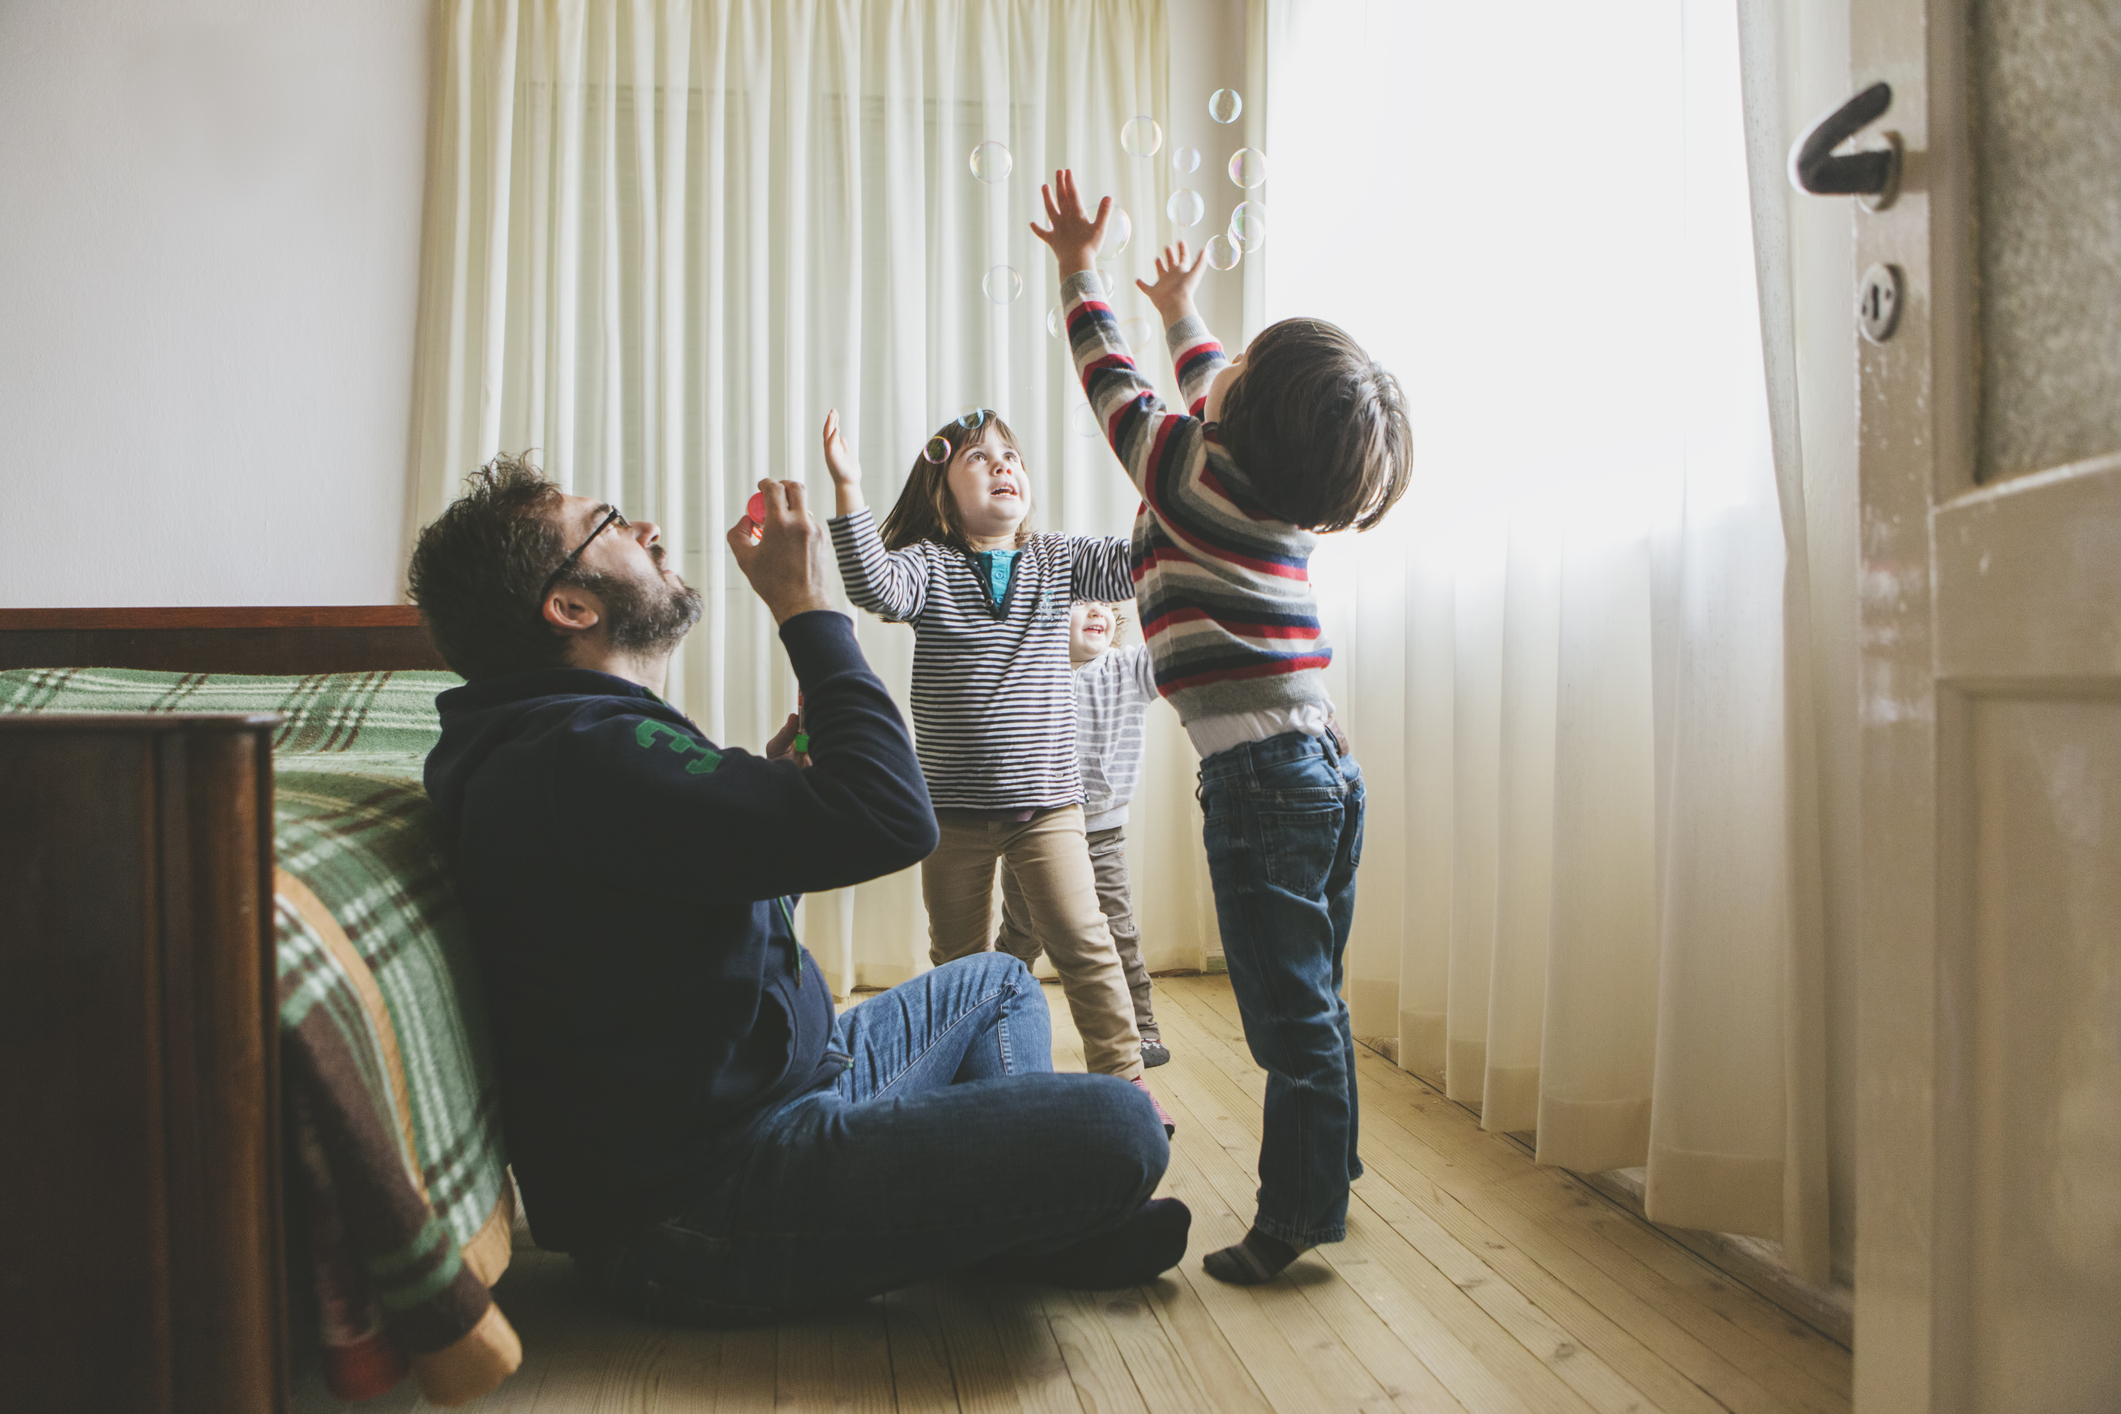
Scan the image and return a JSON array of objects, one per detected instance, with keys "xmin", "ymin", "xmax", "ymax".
[
  {"xmin": 997, "ymin": 600, "xmax": 1169, "ymax": 1067},
  {"xmin": 1032, "ymin": 169, "xmax": 1412, "ymax": 1286}
]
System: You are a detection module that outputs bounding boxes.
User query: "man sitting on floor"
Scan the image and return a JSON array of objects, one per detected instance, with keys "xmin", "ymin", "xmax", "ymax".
[{"xmin": 407, "ymin": 456, "xmax": 1189, "ymax": 1323}]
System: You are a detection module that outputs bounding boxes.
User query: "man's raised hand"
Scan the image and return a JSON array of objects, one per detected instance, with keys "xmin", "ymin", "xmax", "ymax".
[
  {"xmin": 1137, "ymin": 242, "xmax": 1206, "ymax": 323},
  {"xmin": 726, "ymin": 478, "xmax": 835, "ymax": 625},
  {"xmin": 1029, "ymin": 169, "xmax": 1110, "ymax": 279}
]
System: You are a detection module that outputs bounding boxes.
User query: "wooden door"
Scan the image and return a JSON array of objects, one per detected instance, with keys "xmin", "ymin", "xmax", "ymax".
[{"xmin": 1852, "ymin": 0, "xmax": 2121, "ymax": 1408}]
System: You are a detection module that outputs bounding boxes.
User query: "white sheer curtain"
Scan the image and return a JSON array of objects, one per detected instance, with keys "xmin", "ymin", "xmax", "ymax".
[
  {"xmin": 408, "ymin": 0, "xmax": 1222, "ymax": 994},
  {"xmin": 1258, "ymin": 0, "xmax": 1831, "ymax": 1276}
]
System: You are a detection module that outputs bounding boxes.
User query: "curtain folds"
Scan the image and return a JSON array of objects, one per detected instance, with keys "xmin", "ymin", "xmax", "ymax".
[
  {"xmin": 1263, "ymin": 0, "xmax": 1832, "ymax": 1278},
  {"xmin": 409, "ymin": 0, "xmax": 1204, "ymax": 995},
  {"xmin": 409, "ymin": 0, "xmax": 1840, "ymax": 1280}
]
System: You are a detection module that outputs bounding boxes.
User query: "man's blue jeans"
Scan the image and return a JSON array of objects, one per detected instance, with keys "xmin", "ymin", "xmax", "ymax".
[
  {"xmin": 582, "ymin": 953, "xmax": 1169, "ymax": 1324},
  {"xmin": 1197, "ymin": 729, "xmax": 1365, "ymax": 1247}
]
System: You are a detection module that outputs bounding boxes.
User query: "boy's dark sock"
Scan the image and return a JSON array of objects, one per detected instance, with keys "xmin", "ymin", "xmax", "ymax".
[
  {"xmin": 976, "ymin": 1197, "xmax": 1192, "ymax": 1290},
  {"xmin": 1140, "ymin": 1038, "xmax": 1171, "ymax": 1068},
  {"xmin": 1201, "ymin": 1226, "xmax": 1305, "ymax": 1286}
]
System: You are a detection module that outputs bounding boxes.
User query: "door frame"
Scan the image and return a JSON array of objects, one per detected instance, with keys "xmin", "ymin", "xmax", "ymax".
[{"xmin": 1849, "ymin": 0, "xmax": 1976, "ymax": 1405}]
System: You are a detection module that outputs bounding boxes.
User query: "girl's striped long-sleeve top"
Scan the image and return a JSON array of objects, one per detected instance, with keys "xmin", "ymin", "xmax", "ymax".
[
  {"xmin": 1061, "ymin": 268, "xmax": 1331, "ymax": 724},
  {"xmin": 829, "ymin": 506, "xmax": 1134, "ymax": 810}
]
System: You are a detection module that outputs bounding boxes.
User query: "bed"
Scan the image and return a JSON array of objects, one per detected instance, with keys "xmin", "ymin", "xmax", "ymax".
[{"xmin": 0, "ymin": 607, "xmax": 521, "ymax": 1412}]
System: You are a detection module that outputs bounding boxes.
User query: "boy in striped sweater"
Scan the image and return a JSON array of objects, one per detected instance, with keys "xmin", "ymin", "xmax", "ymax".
[{"xmin": 1033, "ymin": 170, "xmax": 1413, "ymax": 1286}]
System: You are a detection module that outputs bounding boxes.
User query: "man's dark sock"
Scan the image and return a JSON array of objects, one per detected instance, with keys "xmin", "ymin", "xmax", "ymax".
[
  {"xmin": 978, "ymin": 1198, "xmax": 1192, "ymax": 1290},
  {"xmin": 1201, "ymin": 1227, "xmax": 1305, "ymax": 1286}
]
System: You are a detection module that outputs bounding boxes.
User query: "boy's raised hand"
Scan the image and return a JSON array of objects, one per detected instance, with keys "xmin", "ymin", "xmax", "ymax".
[
  {"xmin": 1137, "ymin": 242, "xmax": 1206, "ymax": 323},
  {"xmin": 1029, "ymin": 169, "xmax": 1111, "ymax": 279}
]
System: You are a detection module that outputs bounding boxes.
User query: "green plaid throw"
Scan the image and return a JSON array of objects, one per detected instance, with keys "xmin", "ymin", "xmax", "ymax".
[{"xmin": 0, "ymin": 668, "xmax": 505, "ymax": 1252}]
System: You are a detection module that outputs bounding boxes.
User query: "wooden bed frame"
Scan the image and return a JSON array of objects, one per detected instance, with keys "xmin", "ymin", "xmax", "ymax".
[
  {"xmin": 0, "ymin": 605, "xmax": 449, "ymax": 675},
  {"xmin": 0, "ymin": 607, "xmax": 446, "ymax": 1414}
]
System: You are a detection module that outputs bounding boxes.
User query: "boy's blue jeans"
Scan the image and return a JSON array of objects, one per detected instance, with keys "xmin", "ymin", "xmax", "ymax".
[
  {"xmin": 579, "ymin": 953, "xmax": 1169, "ymax": 1324},
  {"xmin": 1197, "ymin": 728, "xmax": 1366, "ymax": 1247}
]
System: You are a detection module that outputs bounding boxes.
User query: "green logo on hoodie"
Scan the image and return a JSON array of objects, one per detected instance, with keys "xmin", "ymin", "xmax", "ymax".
[{"xmin": 636, "ymin": 719, "xmax": 723, "ymax": 774}]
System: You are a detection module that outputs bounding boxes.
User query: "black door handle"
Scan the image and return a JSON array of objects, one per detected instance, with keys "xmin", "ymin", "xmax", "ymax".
[{"xmin": 1787, "ymin": 81, "xmax": 1901, "ymax": 206}]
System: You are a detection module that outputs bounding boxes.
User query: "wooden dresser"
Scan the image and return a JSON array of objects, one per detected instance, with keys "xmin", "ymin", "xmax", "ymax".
[{"xmin": 0, "ymin": 713, "xmax": 286, "ymax": 1414}]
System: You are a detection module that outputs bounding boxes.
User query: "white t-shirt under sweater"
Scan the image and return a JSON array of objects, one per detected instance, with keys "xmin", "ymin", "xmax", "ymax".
[{"xmin": 829, "ymin": 507, "xmax": 1133, "ymax": 811}]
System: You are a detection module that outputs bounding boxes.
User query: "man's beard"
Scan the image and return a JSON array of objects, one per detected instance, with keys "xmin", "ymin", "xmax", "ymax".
[{"xmin": 585, "ymin": 547, "xmax": 703, "ymax": 655}]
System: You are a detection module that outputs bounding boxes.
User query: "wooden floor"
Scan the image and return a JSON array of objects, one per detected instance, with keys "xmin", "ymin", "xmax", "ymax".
[{"xmin": 298, "ymin": 976, "xmax": 1850, "ymax": 1412}]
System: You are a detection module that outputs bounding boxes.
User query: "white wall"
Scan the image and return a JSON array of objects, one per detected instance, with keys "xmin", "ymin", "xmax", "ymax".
[{"xmin": 0, "ymin": 0, "xmax": 431, "ymax": 607}]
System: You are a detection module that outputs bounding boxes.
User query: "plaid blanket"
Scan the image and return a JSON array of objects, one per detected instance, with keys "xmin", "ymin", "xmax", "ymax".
[{"xmin": 0, "ymin": 667, "xmax": 517, "ymax": 1401}]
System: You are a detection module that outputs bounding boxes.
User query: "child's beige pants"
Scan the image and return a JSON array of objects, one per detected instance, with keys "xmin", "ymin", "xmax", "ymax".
[{"xmin": 922, "ymin": 805, "xmax": 1144, "ymax": 1080}]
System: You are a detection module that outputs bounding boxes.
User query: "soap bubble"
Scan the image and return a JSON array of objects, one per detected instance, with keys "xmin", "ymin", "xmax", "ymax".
[
  {"xmin": 1204, "ymin": 234, "xmax": 1240, "ymax": 271},
  {"xmin": 969, "ymin": 140, "xmax": 1012, "ymax": 183},
  {"xmin": 1119, "ymin": 315, "xmax": 1153, "ymax": 352},
  {"xmin": 1120, "ymin": 116, "xmax": 1163, "ymax": 157},
  {"xmin": 1047, "ymin": 303, "xmax": 1065, "ymax": 339},
  {"xmin": 983, "ymin": 265, "xmax": 1023, "ymax": 304},
  {"xmin": 958, "ymin": 407, "xmax": 991, "ymax": 429},
  {"xmin": 923, "ymin": 434, "xmax": 952, "ymax": 464},
  {"xmin": 1098, "ymin": 207, "xmax": 1132, "ymax": 259},
  {"xmin": 1228, "ymin": 201, "xmax": 1265, "ymax": 251},
  {"xmin": 1228, "ymin": 148, "xmax": 1267, "ymax": 188},
  {"xmin": 1208, "ymin": 89, "xmax": 1242, "ymax": 124},
  {"xmin": 1072, "ymin": 403, "xmax": 1102, "ymax": 438},
  {"xmin": 1166, "ymin": 189, "xmax": 1205, "ymax": 227},
  {"xmin": 1170, "ymin": 145, "xmax": 1202, "ymax": 175}
]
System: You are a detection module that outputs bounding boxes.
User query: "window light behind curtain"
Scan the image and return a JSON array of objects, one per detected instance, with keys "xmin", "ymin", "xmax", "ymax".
[
  {"xmin": 1259, "ymin": 0, "xmax": 1831, "ymax": 1274},
  {"xmin": 410, "ymin": 1, "xmax": 1220, "ymax": 997}
]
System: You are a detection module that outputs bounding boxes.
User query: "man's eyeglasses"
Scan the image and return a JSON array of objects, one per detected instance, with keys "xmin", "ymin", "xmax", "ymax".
[{"xmin": 536, "ymin": 506, "xmax": 627, "ymax": 607}]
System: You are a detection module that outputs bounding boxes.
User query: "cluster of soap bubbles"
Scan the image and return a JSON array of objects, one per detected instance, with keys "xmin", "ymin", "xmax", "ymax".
[{"xmin": 962, "ymin": 86, "xmax": 1264, "ymax": 347}]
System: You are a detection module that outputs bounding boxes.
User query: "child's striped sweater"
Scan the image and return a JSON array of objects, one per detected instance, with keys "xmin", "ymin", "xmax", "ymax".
[
  {"xmin": 829, "ymin": 507, "xmax": 1134, "ymax": 811},
  {"xmin": 1061, "ymin": 268, "xmax": 1331, "ymax": 724}
]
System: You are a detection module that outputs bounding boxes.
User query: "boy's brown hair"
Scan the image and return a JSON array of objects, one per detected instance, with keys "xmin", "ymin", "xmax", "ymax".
[
  {"xmin": 879, "ymin": 411, "xmax": 1036, "ymax": 551},
  {"xmin": 1213, "ymin": 317, "xmax": 1412, "ymax": 532},
  {"xmin": 406, "ymin": 452, "xmax": 576, "ymax": 681}
]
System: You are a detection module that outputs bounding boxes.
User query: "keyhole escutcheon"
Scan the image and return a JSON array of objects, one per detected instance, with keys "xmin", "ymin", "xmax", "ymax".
[{"xmin": 1859, "ymin": 263, "xmax": 1903, "ymax": 343}]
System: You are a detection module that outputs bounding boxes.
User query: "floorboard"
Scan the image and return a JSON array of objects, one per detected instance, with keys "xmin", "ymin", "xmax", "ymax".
[{"xmin": 291, "ymin": 975, "xmax": 1848, "ymax": 1414}]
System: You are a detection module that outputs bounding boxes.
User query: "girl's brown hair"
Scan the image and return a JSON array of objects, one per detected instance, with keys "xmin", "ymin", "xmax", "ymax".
[{"xmin": 878, "ymin": 411, "xmax": 1036, "ymax": 551}]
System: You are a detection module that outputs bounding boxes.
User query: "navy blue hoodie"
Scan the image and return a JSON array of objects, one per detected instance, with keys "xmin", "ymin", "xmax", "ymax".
[{"xmin": 424, "ymin": 611, "xmax": 937, "ymax": 1250}]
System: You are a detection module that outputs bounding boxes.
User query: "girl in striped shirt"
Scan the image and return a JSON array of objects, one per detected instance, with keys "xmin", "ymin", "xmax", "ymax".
[{"xmin": 820, "ymin": 408, "xmax": 1162, "ymax": 1103}]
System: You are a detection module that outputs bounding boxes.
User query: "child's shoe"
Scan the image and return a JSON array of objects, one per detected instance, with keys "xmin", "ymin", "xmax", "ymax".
[
  {"xmin": 1140, "ymin": 1039, "xmax": 1171, "ymax": 1068},
  {"xmin": 1131, "ymin": 1074, "xmax": 1176, "ymax": 1137}
]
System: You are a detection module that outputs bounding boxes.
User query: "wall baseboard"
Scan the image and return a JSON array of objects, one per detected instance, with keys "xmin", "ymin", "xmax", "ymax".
[
  {"xmin": 1567, "ymin": 1164, "xmax": 1853, "ymax": 1350},
  {"xmin": 1352, "ymin": 1036, "xmax": 1853, "ymax": 1351}
]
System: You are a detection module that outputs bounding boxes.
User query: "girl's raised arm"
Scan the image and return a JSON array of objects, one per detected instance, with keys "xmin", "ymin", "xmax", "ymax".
[
  {"xmin": 828, "ymin": 506, "xmax": 930, "ymax": 622},
  {"xmin": 819, "ymin": 410, "xmax": 930, "ymax": 621},
  {"xmin": 1069, "ymin": 534, "xmax": 1134, "ymax": 605}
]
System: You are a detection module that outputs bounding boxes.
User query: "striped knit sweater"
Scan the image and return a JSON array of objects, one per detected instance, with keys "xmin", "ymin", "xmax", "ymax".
[
  {"xmin": 1075, "ymin": 644, "xmax": 1160, "ymax": 832},
  {"xmin": 830, "ymin": 506, "xmax": 1133, "ymax": 811},
  {"xmin": 1062, "ymin": 268, "xmax": 1330, "ymax": 723}
]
